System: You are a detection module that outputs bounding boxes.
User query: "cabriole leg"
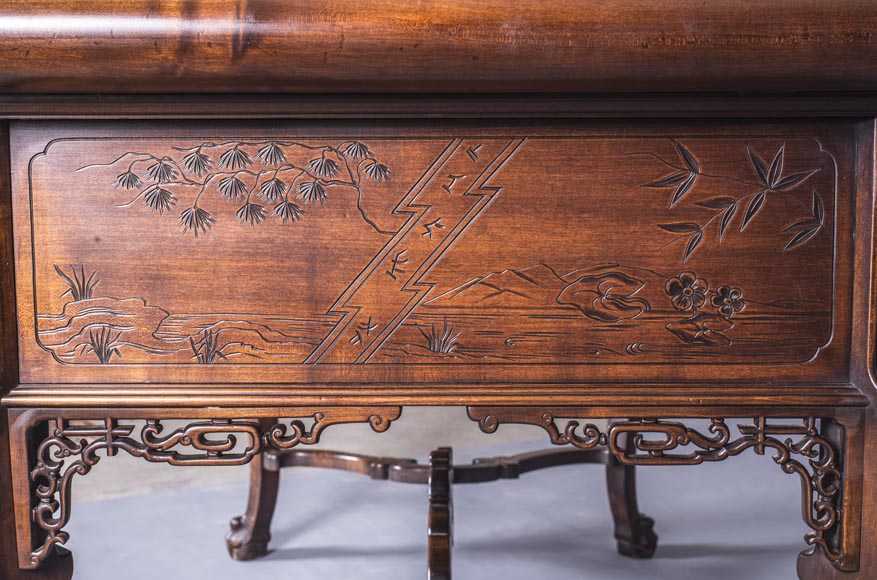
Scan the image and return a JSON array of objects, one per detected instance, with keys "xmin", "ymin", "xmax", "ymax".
[
  {"xmin": 606, "ymin": 431, "xmax": 658, "ymax": 558},
  {"xmin": 467, "ymin": 407, "xmax": 864, "ymax": 577},
  {"xmin": 6, "ymin": 407, "xmax": 400, "ymax": 573},
  {"xmin": 226, "ymin": 419, "xmax": 281, "ymax": 561}
]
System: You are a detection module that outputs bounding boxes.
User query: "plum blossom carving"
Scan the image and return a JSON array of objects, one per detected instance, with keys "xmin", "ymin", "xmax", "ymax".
[
  {"xmin": 711, "ymin": 286, "xmax": 746, "ymax": 317},
  {"xmin": 664, "ymin": 272, "xmax": 747, "ymax": 346},
  {"xmin": 665, "ymin": 272, "xmax": 708, "ymax": 312}
]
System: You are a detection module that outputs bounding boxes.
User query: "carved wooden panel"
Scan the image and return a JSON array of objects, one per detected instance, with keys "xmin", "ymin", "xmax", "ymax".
[{"xmin": 10, "ymin": 122, "xmax": 854, "ymax": 385}]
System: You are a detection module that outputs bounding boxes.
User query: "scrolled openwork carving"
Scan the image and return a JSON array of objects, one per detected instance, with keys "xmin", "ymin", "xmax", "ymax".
[
  {"xmin": 610, "ymin": 417, "xmax": 843, "ymax": 566},
  {"xmin": 264, "ymin": 409, "xmax": 400, "ymax": 450},
  {"xmin": 475, "ymin": 412, "xmax": 608, "ymax": 449},
  {"xmin": 467, "ymin": 409, "xmax": 846, "ymax": 570},
  {"xmin": 26, "ymin": 409, "xmax": 401, "ymax": 569},
  {"xmin": 138, "ymin": 419, "xmax": 263, "ymax": 465},
  {"xmin": 265, "ymin": 413, "xmax": 328, "ymax": 449},
  {"xmin": 541, "ymin": 413, "xmax": 608, "ymax": 449},
  {"xmin": 607, "ymin": 418, "xmax": 732, "ymax": 464},
  {"xmin": 30, "ymin": 417, "xmax": 266, "ymax": 566}
]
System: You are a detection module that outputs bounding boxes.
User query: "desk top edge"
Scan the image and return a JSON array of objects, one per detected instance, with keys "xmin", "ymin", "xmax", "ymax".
[{"xmin": 0, "ymin": 0, "xmax": 876, "ymax": 94}]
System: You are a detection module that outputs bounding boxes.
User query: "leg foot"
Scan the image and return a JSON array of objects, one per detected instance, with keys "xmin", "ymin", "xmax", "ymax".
[
  {"xmin": 797, "ymin": 546, "xmax": 860, "ymax": 580},
  {"xmin": 226, "ymin": 420, "xmax": 281, "ymax": 561},
  {"xmin": 227, "ymin": 514, "xmax": 272, "ymax": 562},
  {"xmin": 606, "ymin": 431, "xmax": 658, "ymax": 559}
]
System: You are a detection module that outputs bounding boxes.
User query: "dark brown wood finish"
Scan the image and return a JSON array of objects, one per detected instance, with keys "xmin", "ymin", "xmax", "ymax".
[
  {"xmin": 0, "ymin": 122, "xmax": 19, "ymax": 579},
  {"xmin": 1, "ymin": 1, "xmax": 876, "ymax": 94},
  {"xmin": 808, "ymin": 118, "xmax": 877, "ymax": 580},
  {"xmin": 225, "ymin": 442, "xmax": 656, "ymax": 576},
  {"xmin": 0, "ymin": 4, "xmax": 876, "ymax": 579},
  {"xmin": 468, "ymin": 408, "xmax": 866, "ymax": 573},
  {"xmin": 0, "ymin": 415, "xmax": 75, "ymax": 580},
  {"xmin": 8, "ymin": 121, "xmax": 855, "ymax": 387},
  {"xmin": 1, "ymin": 123, "xmax": 75, "ymax": 580},
  {"xmin": 5, "ymin": 406, "xmax": 868, "ymax": 577},
  {"xmin": 606, "ymin": 433, "xmax": 658, "ymax": 559},
  {"xmin": 4, "ymin": 94, "xmax": 877, "ymax": 121},
  {"xmin": 238, "ymin": 445, "xmax": 616, "ymax": 484},
  {"xmin": 428, "ymin": 447, "xmax": 453, "ymax": 580},
  {"xmin": 4, "ymin": 406, "xmax": 402, "ymax": 571},
  {"xmin": 225, "ymin": 418, "xmax": 279, "ymax": 562}
]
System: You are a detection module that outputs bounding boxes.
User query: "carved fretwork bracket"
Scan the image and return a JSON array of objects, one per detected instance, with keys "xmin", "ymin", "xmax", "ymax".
[
  {"xmin": 467, "ymin": 409, "xmax": 845, "ymax": 570},
  {"xmin": 266, "ymin": 411, "xmax": 394, "ymax": 449},
  {"xmin": 25, "ymin": 408, "xmax": 401, "ymax": 568}
]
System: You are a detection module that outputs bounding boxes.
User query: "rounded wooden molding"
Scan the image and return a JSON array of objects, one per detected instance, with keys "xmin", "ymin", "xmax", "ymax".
[{"xmin": 0, "ymin": 0, "xmax": 875, "ymax": 93}]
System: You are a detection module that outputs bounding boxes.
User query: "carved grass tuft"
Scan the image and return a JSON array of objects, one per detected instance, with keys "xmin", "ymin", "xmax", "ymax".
[
  {"xmin": 80, "ymin": 327, "xmax": 122, "ymax": 364},
  {"xmin": 54, "ymin": 264, "xmax": 100, "ymax": 302},
  {"xmin": 190, "ymin": 330, "xmax": 229, "ymax": 364},
  {"xmin": 419, "ymin": 320, "xmax": 462, "ymax": 354}
]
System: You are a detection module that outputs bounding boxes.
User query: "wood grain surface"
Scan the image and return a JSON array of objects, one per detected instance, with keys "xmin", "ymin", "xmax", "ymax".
[
  {"xmin": 1, "ymin": 123, "xmax": 76, "ymax": 580},
  {"xmin": 0, "ymin": 9, "xmax": 874, "ymax": 573},
  {"xmin": 8, "ymin": 121, "xmax": 855, "ymax": 386},
  {"xmin": 0, "ymin": 0, "xmax": 876, "ymax": 93}
]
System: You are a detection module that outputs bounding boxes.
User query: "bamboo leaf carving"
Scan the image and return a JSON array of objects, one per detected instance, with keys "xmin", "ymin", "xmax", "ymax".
[
  {"xmin": 645, "ymin": 171, "xmax": 689, "ymax": 188},
  {"xmin": 675, "ymin": 141, "xmax": 700, "ymax": 173},
  {"xmin": 718, "ymin": 202, "xmax": 737, "ymax": 242},
  {"xmin": 683, "ymin": 230, "xmax": 704, "ymax": 263},
  {"xmin": 643, "ymin": 140, "xmax": 824, "ymax": 262},
  {"xmin": 694, "ymin": 197, "xmax": 735, "ymax": 209},
  {"xmin": 748, "ymin": 146, "xmax": 771, "ymax": 186},
  {"xmin": 659, "ymin": 223, "xmax": 701, "ymax": 233},
  {"xmin": 782, "ymin": 190, "xmax": 825, "ymax": 251},
  {"xmin": 775, "ymin": 170, "xmax": 819, "ymax": 192},
  {"xmin": 740, "ymin": 191, "xmax": 767, "ymax": 232}
]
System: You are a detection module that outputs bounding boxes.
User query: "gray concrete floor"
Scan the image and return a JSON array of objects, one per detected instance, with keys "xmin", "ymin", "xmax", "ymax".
[{"xmin": 64, "ymin": 409, "xmax": 806, "ymax": 579}]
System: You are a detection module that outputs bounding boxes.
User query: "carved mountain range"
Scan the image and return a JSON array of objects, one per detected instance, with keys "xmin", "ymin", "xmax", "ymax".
[
  {"xmin": 426, "ymin": 264, "xmax": 568, "ymax": 307},
  {"xmin": 425, "ymin": 263, "xmax": 662, "ymax": 322}
]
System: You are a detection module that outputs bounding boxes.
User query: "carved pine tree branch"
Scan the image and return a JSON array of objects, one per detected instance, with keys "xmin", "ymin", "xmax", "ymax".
[{"xmin": 79, "ymin": 140, "xmax": 393, "ymax": 237}]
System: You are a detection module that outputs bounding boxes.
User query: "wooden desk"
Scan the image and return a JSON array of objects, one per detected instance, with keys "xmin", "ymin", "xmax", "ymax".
[{"xmin": 0, "ymin": 2, "xmax": 875, "ymax": 579}]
